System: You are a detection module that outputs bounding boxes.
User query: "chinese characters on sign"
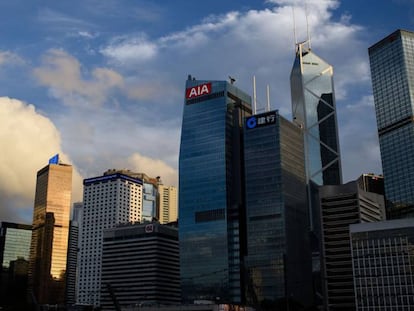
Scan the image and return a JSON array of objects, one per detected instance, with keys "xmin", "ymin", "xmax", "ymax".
[{"xmin": 246, "ymin": 111, "xmax": 277, "ymax": 129}]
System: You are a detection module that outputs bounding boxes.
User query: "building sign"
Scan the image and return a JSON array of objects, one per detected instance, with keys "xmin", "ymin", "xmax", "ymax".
[
  {"xmin": 246, "ymin": 111, "xmax": 277, "ymax": 129},
  {"xmin": 185, "ymin": 82, "xmax": 212, "ymax": 99},
  {"xmin": 145, "ymin": 224, "xmax": 154, "ymax": 233},
  {"xmin": 48, "ymin": 154, "xmax": 59, "ymax": 165}
]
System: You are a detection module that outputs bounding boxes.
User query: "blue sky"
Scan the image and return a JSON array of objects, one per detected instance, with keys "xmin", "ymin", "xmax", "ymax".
[{"xmin": 1, "ymin": 0, "xmax": 413, "ymax": 223}]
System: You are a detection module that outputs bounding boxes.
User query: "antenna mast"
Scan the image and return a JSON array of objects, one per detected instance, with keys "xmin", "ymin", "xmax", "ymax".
[
  {"xmin": 305, "ymin": 0, "xmax": 311, "ymax": 49},
  {"xmin": 292, "ymin": 6, "xmax": 298, "ymax": 52},
  {"xmin": 253, "ymin": 76, "xmax": 257, "ymax": 114},
  {"xmin": 266, "ymin": 85, "xmax": 271, "ymax": 112}
]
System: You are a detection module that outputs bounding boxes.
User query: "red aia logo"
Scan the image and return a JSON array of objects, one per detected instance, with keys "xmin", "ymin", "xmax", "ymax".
[{"xmin": 186, "ymin": 82, "xmax": 212, "ymax": 99}]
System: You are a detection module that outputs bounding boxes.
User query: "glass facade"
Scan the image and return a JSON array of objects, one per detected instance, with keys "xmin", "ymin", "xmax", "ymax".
[
  {"xmin": 290, "ymin": 42, "xmax": 342, "ymax": 187},
  {"xmin": 0, "ymin": 223, "xmax": 32, "ymax": 269},
  {"xmin": 0, "ymin": 222, "xmax": 32, "ymax": 307},
  {"xmin": 179, "ymin": 78, "xmax": 251, "ymax": 303},
  {"xmin": 243, "ymin": 111, "xmax": 312, "ymax": 307},
  {"xmin": 142, "ymin": 181, "xmax": 157, "ymax": 221},
  {"xmin": 28, "ymin": 162, "xmax": 72, "ymax": 305},
  {"xmin": 369, "ymin": 29, "xmax": 414, "ymax": 218}
]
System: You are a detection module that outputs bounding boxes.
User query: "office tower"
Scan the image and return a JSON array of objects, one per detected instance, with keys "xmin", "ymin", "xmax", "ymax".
[
  {"xmin": 142, "ymin": 177, "xmax": 158, "ymax": 222},
  {"xmin": 350, "ymin": 218, "xmax": 414, "ymax": 309},
  {"xmin": 67, "ymin": 202, "xmax": 82, "ymax": 305},
  {"xmin": 179, "ymin": 76, "xmax": 252, "ymax": 303},
  {"xmin": 77, "ymin": 170, "xmax": 143, "ymax": 307},
  {"xmin": 100, "ymin": 222, "xmax": 180, "ymax": 310},
  {"xmin": 319, "ymin": 179, "xmax": 385, "ymax": 311},
  {"xmin": 158, "ymin": 184, "xmax": 178, "ymax": 224},
  {"xmin": 290, "ymin": 41, "xmax": 342, "ymax": 187},
  {"xmin": 243, "ymin": 110, "xmax": 312, "ymax": 307},
  {"xmin": 369, "ymin": 29, "xmax": 414, "ymax": 218},
  {"xmin": 0, "ymin": 222, "xmax": 32, "ymax": 308},
  {"xmin": 28, "ymin": 154, "xmax": 72, "ymax": 305}
]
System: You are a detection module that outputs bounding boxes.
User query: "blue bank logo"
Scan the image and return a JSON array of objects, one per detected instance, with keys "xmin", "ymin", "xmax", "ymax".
[{"xmin": 246, "ymin": 116, "xmax": 257, "ymax": 129}]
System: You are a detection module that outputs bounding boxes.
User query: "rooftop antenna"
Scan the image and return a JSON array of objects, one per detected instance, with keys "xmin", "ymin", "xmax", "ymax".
[
  {"xmin": 305, "ymin": 0, "xmax": 312, "ymax": 49},
  {"xmin": 292, "ymin": 6, "xmax": 298, "ymax": 52},
  {"xmin": 253, "ymin": 75, "xmax": 257, "ymax": 114},
  {"xmin": 266, "ymin": 85, "xmax": 271, "ymax": 112}
]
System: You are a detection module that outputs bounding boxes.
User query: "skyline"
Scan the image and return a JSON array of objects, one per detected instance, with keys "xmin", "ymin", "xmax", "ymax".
[{"xmin": 1, "ymin": 0, "xmax": 414, "ymax": 223}]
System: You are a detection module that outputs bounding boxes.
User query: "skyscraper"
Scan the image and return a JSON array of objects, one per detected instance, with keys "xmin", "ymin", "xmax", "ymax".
[
  {"xmin": 369, "ymin": 29, "xmax": 414, "ymax": 218},
  {"xmin": 243, "ymin": 110, "xmax": 312, "ymax": 307},
  {"xmin": 28, "ymin": 154, "xmax": 72, "ymax": 305},
  {"xmin": 319, "ymin": 179, "xmax": 385, "ymax": 310},
  {"xmin": 77, "ymin": 170, "xmax": 143, "ymax": 307},
  {"xmin": 290, "ymin": 40, "xmax": 343, "ymax": 306},
  {"xmin": 0, "ymin": 222, "xmax": 32, "ymax": 308},
  {"xmin": 290, "ymin": 41, "xmax": 342, "ymax": 188},
  {"xmin": 66, "ymin": 203, "xmax": 83, "ymax": 305},
  {"xmin": 158, "ymin": 184, "xmax": 178, "ymax": 224},
  {"xmin": 179, "ymin": 76, "xmax": 251, "ymax": 303}
]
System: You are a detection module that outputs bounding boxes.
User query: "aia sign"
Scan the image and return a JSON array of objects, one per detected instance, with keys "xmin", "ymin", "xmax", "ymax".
[{"xmin": 186, "ymin": 82, "xmax": 212, "ymax": 99}]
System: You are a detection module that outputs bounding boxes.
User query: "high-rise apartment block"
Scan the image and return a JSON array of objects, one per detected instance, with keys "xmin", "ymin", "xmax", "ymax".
[
  {"xmin": 77, "ymin": 170, "xmax": 143, "ymax": 307},
  {"xmin": 244, "ymin": 110, "xmax": 312, "ymax": 306},
  {"xmin": 0, "ymin": 222, "xmax": 32, "ymax": 308},
  {"xmin": 350, "ymin": 218, "xmax": 414, "ymax": 309},
  {"xmin": 158, "ymin": 184, "xmax": 178, "ymax": 224},
  {"xmin": 100, "ymin": 222, "xmax": 180, "ymax": 310},
  {"xmin": 369, "ymin": 29, "xmax": 414, "ymax": 218},
  {"xmin": 179, "ymin": 76, "xmax": 252, "ymax": 303},
  {"xmin": 319, "ymin": 179, "xmax": 385, "ymax": 310},
  {"xmin": 28, "ymin": 155, "xmax": 72, "ymax": 305}
]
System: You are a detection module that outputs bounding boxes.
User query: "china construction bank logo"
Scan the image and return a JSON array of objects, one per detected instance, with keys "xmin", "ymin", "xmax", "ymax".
[{"xmin": 246, "ymin": 111, "xmax": 277, "ymax": 129}]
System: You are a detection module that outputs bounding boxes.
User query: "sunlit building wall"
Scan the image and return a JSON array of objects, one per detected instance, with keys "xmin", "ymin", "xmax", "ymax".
[
  {"xmin": 28, "ymin": 155, "xmax": 73, "ymax": 305},
  {"xmin": 158, "ymin": 185, "xmax": 178, "ymax": 224}
]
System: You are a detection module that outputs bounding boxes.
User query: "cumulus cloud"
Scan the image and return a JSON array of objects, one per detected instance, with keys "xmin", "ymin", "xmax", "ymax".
[
  {"xmin": 33, "ymin": 49, "xmax": 124, "ymax": 107},
  {"xmin": 127, "ymin": 153, "xmax": 178, "ymax": 187},
  {"xmin": 0, "ymin": 97, "xmax": 83, "ymax": 223}
]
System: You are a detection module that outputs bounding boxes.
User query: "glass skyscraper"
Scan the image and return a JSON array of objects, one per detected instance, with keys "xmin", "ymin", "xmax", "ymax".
[
  {"xmin": 28, "ymin": 155, "xmax": 73, "ymax": 305},
  {"xmin": 290, "ymin": 41, "xmax": 342, "ymax": 307},
  {"xmin": 369, "ymin": 29, "xmax": 414, "ymax": 218},
  {"xmin": 290, "ymin": 42, "xmax": 342, "ymax": 188},
  {"xmin": 179, "ymin": 76, "xmax": 251, "ymax": 303},
  {"xmin": 243, "ymin": 111, "xmax": 312, "ymax": 307}
]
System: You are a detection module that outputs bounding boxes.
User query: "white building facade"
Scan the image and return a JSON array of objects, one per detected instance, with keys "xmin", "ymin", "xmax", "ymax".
[{"xmin": 77, "ymin": 171, "xmax": 143, "ymax": 307}]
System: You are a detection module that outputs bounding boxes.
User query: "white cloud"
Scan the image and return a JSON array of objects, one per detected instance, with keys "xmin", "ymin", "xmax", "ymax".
[
  {"xmin": 127, "ymin": 153, "xmax": 178, "ymax": 187},
  {"xmin": 0, "ymin": 97, "xmax": 83, "ymax": 223},
  {"xmin": 33, "ymin": 49, "xmax": 124, "ymax": 107},
  {"xmin": 95, "ymin": 0, "xmax": 379, "ymax": 182},
  {"xmin": 101, "ymin": 35, "xmax": 158, "ymax": 65}
]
